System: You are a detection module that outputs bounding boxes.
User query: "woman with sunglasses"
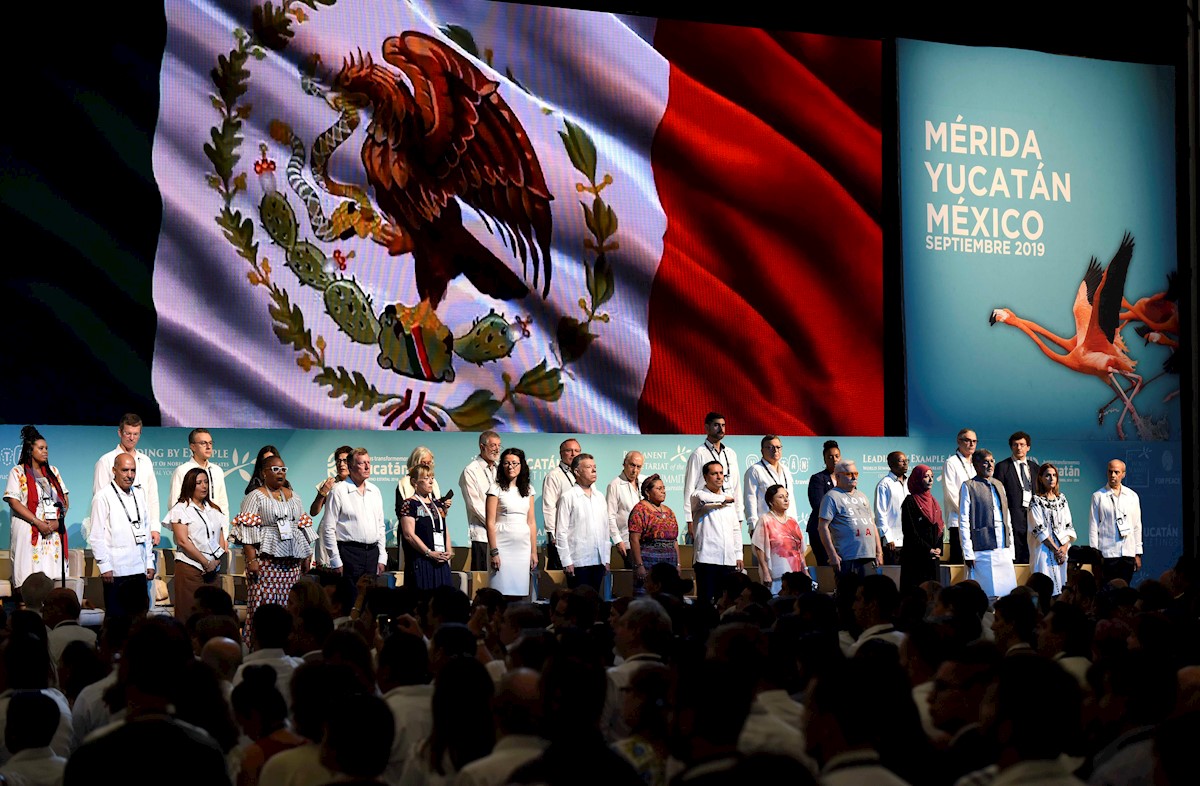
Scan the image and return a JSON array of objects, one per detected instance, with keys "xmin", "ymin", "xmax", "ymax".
[
  {"xmin": 1029, "ymin": 463, "xmax": 1076, "ymax": 596},
  {"xmin": 233, "ymin": 454, "xmax": 314, "ymax": 645}
]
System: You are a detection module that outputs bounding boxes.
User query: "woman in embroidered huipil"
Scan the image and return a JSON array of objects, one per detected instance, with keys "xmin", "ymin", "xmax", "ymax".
[{"xmin": 1029, "ymin": 463, "xmax": 1076, "ymax": 596}]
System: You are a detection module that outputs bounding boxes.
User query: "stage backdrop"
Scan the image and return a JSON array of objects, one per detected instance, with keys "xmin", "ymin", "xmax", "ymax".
[
  {"xmin": 898, "ymin": 40, "xmax": 1180, "ymax": 443},
  {"xmin": 150, "ymin": 0, "xmax": 883, "ymax": 435},
  {"xmin": 0, "ymin": 425, "xmax": 1181, "ymax": 585}
]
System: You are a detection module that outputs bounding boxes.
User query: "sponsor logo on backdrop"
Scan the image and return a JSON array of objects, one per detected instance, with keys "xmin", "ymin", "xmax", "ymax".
[
  {"xmin": 1, "ymin": 445, "xmax": 19, "ymax": 467},
  {"xmin": 1124, "ymin": 447, "xmax": 1152, "ymax": 488}
]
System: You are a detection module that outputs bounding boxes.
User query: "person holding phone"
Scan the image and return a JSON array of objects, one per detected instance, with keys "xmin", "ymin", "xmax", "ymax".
[{"xmin": 399, "ymin": 464, "xmax": 453, "ymax": 592}]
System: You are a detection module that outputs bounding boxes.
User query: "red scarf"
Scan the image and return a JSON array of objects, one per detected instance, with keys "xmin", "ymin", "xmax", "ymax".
[
  {"xmin": 908, "ymin": 464, "xmax": 944, "ymax": 538},
  {"xmin": 23, "ymin": 463, "xmax": 68, "ymax": 550}
]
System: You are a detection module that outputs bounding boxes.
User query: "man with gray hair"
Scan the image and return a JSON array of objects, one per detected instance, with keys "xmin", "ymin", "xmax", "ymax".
[
  {"xmin": 603, "ymin": 597, "xmax": 672, "ymax": 740},
  {"xmin": 960, "ymin": 449, "xmax": 1017, "ymax": 598},
  {"xmin": 542, "ymin": 438, "xmax": 582, "ymax": 570},
  {"xmin": 818, "ymin": 459, "xmax": 882, "ymax": 577},
  {"xmin": 460, "ymin": 430, "xmax": 503, "ymax": 571},
  {"xmin": 942, "ymin": 427, "xmax": 978, "ymax": 564},
  {"xmin": 605, "ymin": 451, "xmax": 643, "ymax": 568}
]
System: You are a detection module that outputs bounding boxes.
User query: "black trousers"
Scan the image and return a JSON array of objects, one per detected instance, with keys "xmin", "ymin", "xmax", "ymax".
[
  {"xmin": 566, "ymin": 564, "xmax": 606, "ymax": 593},
  {"xmin": 471, "ymin": 540, "xmax": 489, "ymax": 571},
  {"xmin": 838, "ymin": 557, "xmax": 878, "ymax": 578},
  {"xmin": 947, "ymin": 528, "xmax": 964, "ymax": 564},
  {"xmin": 338, "ymin": 541, "xmax": 381, "ymax": 588},
  {"xmin": 1103, "ymin": 556, "xmax": 1136, "ymax": 584},
  {"xmin": 693, "ymin": 562, "xmax": 736, "ymax": 606},
  {"xmin": 807, "ymin": 525, "xmax": 830, "ymax": 566},
  {"xmin": 103, "ymin": 573, "xmax": 149, "ymax": 617},
  {"xmin": 545, "ymin": 535, "xmax": 563, "ymax": 570}
]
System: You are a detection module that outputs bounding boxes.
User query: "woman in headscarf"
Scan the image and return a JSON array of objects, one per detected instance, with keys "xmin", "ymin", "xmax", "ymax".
[
  {"xmin": 3, "ymin": 426, "xmax": 70, "ymax": 588},
  {"xmin": 899, "ymin": 464, "xmax": 943, "ymax": 592}
]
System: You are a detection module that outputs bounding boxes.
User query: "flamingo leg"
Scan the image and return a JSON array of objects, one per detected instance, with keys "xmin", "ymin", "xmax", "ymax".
[
  {"xmin": 1099, "ymin": 370, "xmax": 1164, "ymax": 419},
  {"xmin": 1107, "ymin": 372, "xmax": 1143, "ymax": 440}
]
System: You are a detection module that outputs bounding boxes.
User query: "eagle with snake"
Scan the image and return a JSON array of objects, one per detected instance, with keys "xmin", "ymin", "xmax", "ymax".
[{"xmin": 335, "ymin": 31, "xmax": 554, "ymax": 308}]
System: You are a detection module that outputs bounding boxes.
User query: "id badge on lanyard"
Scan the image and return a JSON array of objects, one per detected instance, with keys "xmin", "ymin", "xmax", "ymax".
[
  {"xmin": 40, "ymin": 494, "xmax": 58, "ymax": 521},
  {"xmin": 1114, "ymin": 498, "xmax": 1131, "ymax": 538},
  {"xmin": 424, "ymin": 500, "xmax": 445, "ymax": 551}
]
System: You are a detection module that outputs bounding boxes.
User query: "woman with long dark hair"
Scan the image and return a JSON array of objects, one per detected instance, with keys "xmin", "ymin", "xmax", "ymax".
[
  {"xmin": 485, "ymin": 448, "xmax": 536, "ymax": 599},
  {"xmin": 4, "ymin": 425, "xmax": 70, "ymax": 588},
  {"xmin": 1029, "ymin": 463, "xmax": 1076, "ymax": 596},
  {"xmin": 164, "ymin": 467, "xmax": 228, "ymax": 620}
]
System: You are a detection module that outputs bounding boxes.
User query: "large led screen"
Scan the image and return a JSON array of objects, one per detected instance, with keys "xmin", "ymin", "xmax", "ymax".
[{"xmin": 152, "ymin": 0, "xmax": 883, "ymax": 433}]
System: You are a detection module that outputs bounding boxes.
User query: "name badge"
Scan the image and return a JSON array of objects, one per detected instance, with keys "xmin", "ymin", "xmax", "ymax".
[
  {"xmin": 1115, "ymin": 515, "xmax": 1131, "ymax": 539},
  {"xmin": 133, "ymin": 523, "xmax": 146, "ymax": 545},
  {"xmin": 212, "ymin": 546, "xmax": 227, "ymax": 561},
  {"xmin": 277, "ymin": 517, "xmax": 295, "ymax": 540},
  {"xmin": 432, "ymin": 529, "xmax": 446, "ymax": 552},
  {"xmin": 40, "ymin": 500, "xmax": 58, "ymax": 520}
]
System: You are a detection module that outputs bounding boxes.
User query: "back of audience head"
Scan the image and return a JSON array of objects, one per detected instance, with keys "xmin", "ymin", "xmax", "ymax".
[
  {"xmin": 377, "ymin": 631, "xmax": 430, "ymax": 692},
  {"xmin": 19, "ymin": 573, "xmax": 54, "ymax": 614},
  {"xmin": 200, "ymin": 635, "xmax": 242, "ymax": 683},
  {"xmin": 428, "ymin": 656, "xmax": 495, "ymax": 773},
  {"xmin": 2, "ymin": 630, "xmax": 53, "ymax": 690},
  {"xmin": 194, "ymin": 613, "xmax": 241, "ymax": 652},
  {"xmin": 291, "ymin": 605, "xmax": 334, "ymax": 657},
  {"xmin": 322, "ymin": 628, "xmax": 376, "ymax": 690},
  {"xmin": 982, "ymin": 656, "xmax": 1081, "ymax": 762},
  {"xmin": 4, "ymin": 690, "xmax": 60, "ymax": 755},
  {"xmin": 493, "ymin": 667, "xmax": 542, "ymax": 737},
  {"xmin": 509, "ymin": 629, "xmax": 557, "ymax": 673},
  {"xmin": 431, "ymin": 623, "xmax": 478, "ymax": 676},
  {"xmin": 288, "ymin": 578, "xmax": 330, "ymax": 616},
  {"xmin": 854, "ymin": 574, "xmax": 900, "ymax": 629},
  {"xmin": 321, "ymin": 574, "xmax": 357, "ymax": 619},
  {"xmin": 1037, "ymin": 601, "xmax": 1091, "ymax": 658},
  {"xmin": 993, "ymin": 592, "xmax": 1039, "ymax": 650},
  {"xmin": 428, "ymin": 585, "xmax": 471, "ymax": 628},
  {"xmin": 623, "ymin": 661, "xmax": 672, "ymax": 739},
  {"xmin": 251, "ymin": 603, "xmax": 293, "ymax": 651},
  {"xmin": 615, "ymin": 597, "xmax": 673, "ymax": 657},
  {"xmin": 59, "ymin": 639, "xmax": 108, "ymax": 703},
  {"xmin": 42, "ymin": 587, "xmax": 81, "ymax": 628},
  {"xmin": 290, "ymin": 662, "xmax": 368, "ymax": 742},
  {"xmin": 321, "ymin": 693, "xmax": 395, "ymax": 780},
  {"xmin": 540, "ymin": 643, "xmax": 608, "ymax": 737},
  {"xmin": 929, "ymin": 641, "xmax": 1001, "ymax": 735},
  {"xmin": 500, "ymin": 602, "xmax": 548, "ymax": 647},
  {"xmin": 1024, "ymin": 572, "xmax": 1055, "ymax": 614},
  {"xmin": 192, "ymin": 584, "xmax": 235, "ymax": 619},
  {"xmin": 232, "ymin": 663, "xmax": 288, "ymax": 739}
]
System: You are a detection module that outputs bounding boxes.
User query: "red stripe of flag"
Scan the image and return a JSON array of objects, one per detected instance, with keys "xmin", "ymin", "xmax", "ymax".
[{"xmin": 639, "ymin": 21, "xmax": 883, "ymax": 435}]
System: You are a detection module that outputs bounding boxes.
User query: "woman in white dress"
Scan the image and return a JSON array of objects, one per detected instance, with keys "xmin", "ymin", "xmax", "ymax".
[
  {"xmin": 1028, "ymin": 463, "xmax": 1076, "ymax": 596},
  {"xmin": 3, "ymin": 426, "xmax": 70, "ymax": 588},
  {"xmin": 485, "ymin": 448, "xmax": 537, "ymax": 598}
]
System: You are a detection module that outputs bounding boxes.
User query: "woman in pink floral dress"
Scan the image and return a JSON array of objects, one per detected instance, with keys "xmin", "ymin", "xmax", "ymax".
[{"xmin": 751, "ymin": 484, "xmax": 809, "ymax": 595}]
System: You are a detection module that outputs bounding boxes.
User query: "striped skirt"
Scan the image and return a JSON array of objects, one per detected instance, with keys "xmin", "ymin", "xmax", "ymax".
[
  {"xmin": 242, "ymin": 556, "xmax": 302, "ymax": 646},
  {"xmin": 635, "ymin": 540, "xmax": 678, "ymax": 595}
]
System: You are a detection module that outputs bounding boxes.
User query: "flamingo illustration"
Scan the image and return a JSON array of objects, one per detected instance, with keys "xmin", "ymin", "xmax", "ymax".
[
  {"xmin": 990, "ymin": 233, "xmax": 1144, "ymax": 439},
  {"xmin": 1121, "ymin": 272, "xmax": 1179, "ymax": 335}
]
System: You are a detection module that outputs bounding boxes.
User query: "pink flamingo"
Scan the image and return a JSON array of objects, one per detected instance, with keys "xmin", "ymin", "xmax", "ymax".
[{"xmin": 990, "ymin": 233, "xmax": 1143, "ymax": 439}]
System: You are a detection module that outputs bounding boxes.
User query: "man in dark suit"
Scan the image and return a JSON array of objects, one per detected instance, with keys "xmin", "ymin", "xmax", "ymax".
[{"xmin": 994, "ymin": 431, "xmax": 1039, "ymax": 564}]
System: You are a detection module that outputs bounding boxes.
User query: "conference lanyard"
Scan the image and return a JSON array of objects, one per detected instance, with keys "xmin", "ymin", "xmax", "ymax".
[
  {"xmin": 760, "ymin": 460, "xmax": 788, "ymax": 489},
  {"xmin": 111, "ymin": 482, "xmax": 146, "ymax": 537}
]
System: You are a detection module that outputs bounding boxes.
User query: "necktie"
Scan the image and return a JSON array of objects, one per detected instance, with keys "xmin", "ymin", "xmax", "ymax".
[{"xmin": 1020, "ymin": 462, "xmax": 1030, "ymax": 491}]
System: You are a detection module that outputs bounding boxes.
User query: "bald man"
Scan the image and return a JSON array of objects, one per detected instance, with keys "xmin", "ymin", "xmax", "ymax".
[
  {"xmin": 89, "ymin": 453, "xmax": 157, "ymax": 617},
  {"xmin": 200, "ymin": 636, "xmax": 243, "ymax": 701},
  {"xmin": 605, "ymin": 451, "xmax": 643, "ymax": 568},
  {"xmin": 1090, "ymin": 459, "xmax": 1142, "ymax": 584}
]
